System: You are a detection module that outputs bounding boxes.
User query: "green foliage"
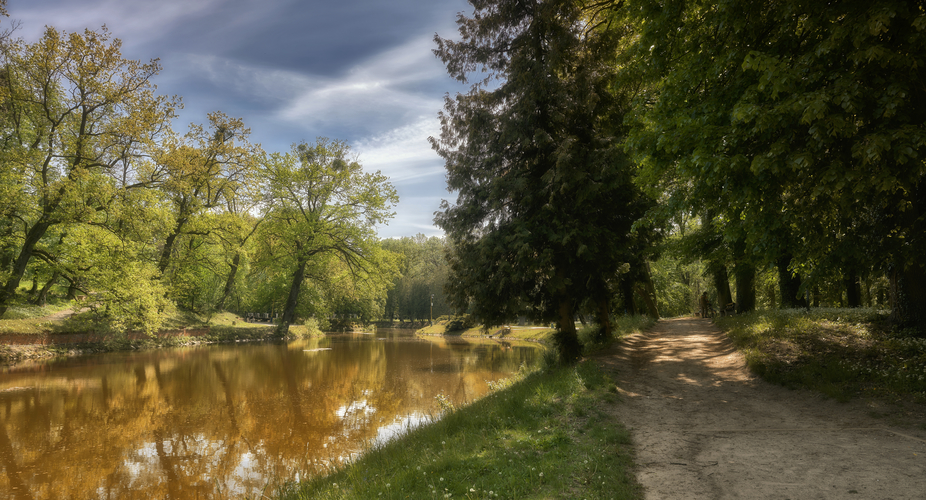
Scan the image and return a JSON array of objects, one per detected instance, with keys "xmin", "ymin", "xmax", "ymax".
[
  {"xmin": 256, "ymin": 139, "xmax": 398, "ymax": 330},
  {"xmin": 443, "ymin": 314, "xmax": 475, "ymax": 333},
  {"xmin": 432, "ymin": 0, "xmax": 656, "ymax": 362},
  {"xmin": 89, "ymin": 261, "xmax": 174, "ymax": 335},
  {"xmin": 0, "ymin": 25, "xmax": 177, "ymax": 316},
  {"xmin": 0, "ymin": 23, "xmax": 405, "ymax": 335},
  {"xmin": 381, "ymin": 234, "xmax": 451, "ymax": 321},
  {"xmin": 302, "ymin": 317, "xmax": 325, "ymax": 337},
  {"xmin": 626, "ymin": 0, "xmax": 926, "ymax": 331}
]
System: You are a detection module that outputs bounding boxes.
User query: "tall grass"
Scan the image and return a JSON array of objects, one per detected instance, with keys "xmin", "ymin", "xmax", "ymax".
[{"xmin": 716, "ymin": 308, "xmax": 926, "ymax": 403}]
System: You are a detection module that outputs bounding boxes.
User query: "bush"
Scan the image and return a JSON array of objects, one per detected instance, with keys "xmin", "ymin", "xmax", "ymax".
[
  {"xmin": 444, "ymin": 314, "xmax": 476, "ymax": 333},
  {"xmin": 303, "ymin": 317, "xmax": 325, "ymax": 337}
]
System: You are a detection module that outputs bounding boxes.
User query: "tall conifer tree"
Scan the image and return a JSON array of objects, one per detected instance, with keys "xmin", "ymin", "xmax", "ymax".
[{"xmin": 432, "ymin": 0, "xmax": 653, "ymax": 362}]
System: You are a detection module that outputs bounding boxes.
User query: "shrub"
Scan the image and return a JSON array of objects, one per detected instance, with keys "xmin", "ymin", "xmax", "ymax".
[{"xmin": 444, "ymin": 314, "xmax": 476, "ymax": 333}]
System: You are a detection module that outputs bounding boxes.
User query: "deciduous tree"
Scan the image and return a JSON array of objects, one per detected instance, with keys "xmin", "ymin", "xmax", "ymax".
[
  {"xmin": 0, "ymin": 26, "xmax": 176, "ymax": 316},
  {"xmin": 626, "ymin": 0, "xmax": 926, "ymax": 333},
  {"xmin": 257, "ymin": 139, "xmax": 398, "ymax": 333}
]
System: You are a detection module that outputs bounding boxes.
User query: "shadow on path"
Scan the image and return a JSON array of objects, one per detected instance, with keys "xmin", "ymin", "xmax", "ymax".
[{"xmin": 594, "ymin": 317, "xmax": 926, "ymax": 500}]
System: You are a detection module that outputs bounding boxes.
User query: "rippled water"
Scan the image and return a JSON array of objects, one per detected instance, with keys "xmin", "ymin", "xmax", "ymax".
[{"xmin": 0, "ymin": 329, "xmax": 539, "ymax": 499}]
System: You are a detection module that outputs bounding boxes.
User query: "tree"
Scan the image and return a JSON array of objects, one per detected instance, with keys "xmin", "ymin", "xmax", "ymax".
[
  {"xmin": 381, "ymin": 235, "xmax": 451, "ymax": 322},
  {"xmin": 0, "ymin": 26, "xmax": 176, "ymax": 316},
  {"xmin": 257, "ymin": 139, "xmax": 398, "ymax": 333},
  {"xmin": 432, "ymin": 0, "xmax": 653, "ymax": 362},
  {"xmin": 626, "ymin": 0, "xmax": 926, "ymax": 333},
  {"xmin": 155, "ymin": 112, "xmax": 259, "ymax": 276}
]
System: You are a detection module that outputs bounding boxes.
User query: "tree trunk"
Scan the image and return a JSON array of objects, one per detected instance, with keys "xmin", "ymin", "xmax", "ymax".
[
  {"xmin": 217, "ymin": 252, "xmax": 241, "ymax": 311},
  {"xmin": 65, "ymin": 276, "xmax": 79, "ymax": 301},
  {"xmin": 731, "ymin": 237, "xmax": 755, "ymax": 313},
  {"xmin": 158, "ymin": 211, "xmax": 191, "ymax": 274},
  {"xmin": 734, "ymin": 263, "xmax": 756, "ymax": 313},
  {"xmin": 595, "ymin": 296, "xmax": 612, "ymax": 342},
  {"xmin": 619, "ymin": 276, "xmax": 637, "ymax": 316},
  {"xmin": 553, "ymin": 297, "xmax": 581, "ymax": 363},
  {"xmin": 710, "ymin": 263, "xmax": 733, "ymax": 309},
  {"xmin": 0, "ymin": 220, "xmax": 52, "ymax": 316},
  {"xmin": 776, "ymin": 254, "xmax": 807, "ymax": 308},
  {"xmin": 642, "ymin": 262, "xmax": 660, "ymax": 318},
  {"xmin": 845, "ymin": 269, "xmax": 862, "ymax": 308},
  {"xmin": 634, "ymin": 283, "xmax": 660, "ymax": 319},
  {"xmin": 889, "ymin": 262, "xmax": 926, "ymax": 337},
  {"xmin": 33, "ymin": 271, "xmax": 59, "ymax": 306},
  {"xmin": 158, "ymin": 230, "xmax": 181, "ymax": 274},
  {"xmin": 279, "ymin": 259, "xmax": 308, "ymax": 335}
]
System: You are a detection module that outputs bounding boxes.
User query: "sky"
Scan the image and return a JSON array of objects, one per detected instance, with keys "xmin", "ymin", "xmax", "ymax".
[{"xmin": 6, "ymin": 0, "xmax": 473, "ymax": 238}]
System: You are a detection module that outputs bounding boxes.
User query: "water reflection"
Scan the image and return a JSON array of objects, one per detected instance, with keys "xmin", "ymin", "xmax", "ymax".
[{"xmin": 0, "ymin": 330, "xmax": 538, "ymax": 499}]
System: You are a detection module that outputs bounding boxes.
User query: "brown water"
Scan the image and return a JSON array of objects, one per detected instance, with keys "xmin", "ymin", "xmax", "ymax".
[{"xmin": 0, "ymin": 330, "xmax": 539, "ymax": 499}]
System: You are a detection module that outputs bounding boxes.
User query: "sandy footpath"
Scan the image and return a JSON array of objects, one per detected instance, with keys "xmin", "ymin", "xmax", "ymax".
[{"xmin": 594, "ymin": 317, "xmax": 926, "ymax": 500}]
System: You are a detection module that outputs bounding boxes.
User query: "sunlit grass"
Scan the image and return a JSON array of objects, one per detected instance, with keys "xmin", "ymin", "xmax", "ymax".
[
  {"xmin": 716, "ymin": 308, "xmax": 926, "ymax": 404},
  {"xmin": 272, "ymin": 360, "xmax": 641, "ymax": 500},
  {"xmin": 417, "ymin": 320, "xmax": 556, "ymax": 343}
]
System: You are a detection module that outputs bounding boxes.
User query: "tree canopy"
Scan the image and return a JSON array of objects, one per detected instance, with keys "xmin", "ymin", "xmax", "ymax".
[
  {"xmin": 626, "ymin": 0, "xmax": 926, "ymax": 332},
  {"xmin": 432, "ymin": 0, "xmax": 655, "ymax": 361}
]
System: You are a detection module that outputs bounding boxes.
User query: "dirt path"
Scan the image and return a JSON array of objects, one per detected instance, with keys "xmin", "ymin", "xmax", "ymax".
[{"xmin": 595, "ymin": 317, "xmax": 926, "ymax": 500}]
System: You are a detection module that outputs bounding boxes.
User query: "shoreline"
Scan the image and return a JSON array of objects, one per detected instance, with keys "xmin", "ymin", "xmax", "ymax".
[
  {"xmin": 0, "ymin": 325, "xmax": 282, "ymax": 363},
  {"xmin": 0, "ymin": 322, "xmax": 551, "ymax": 364}
]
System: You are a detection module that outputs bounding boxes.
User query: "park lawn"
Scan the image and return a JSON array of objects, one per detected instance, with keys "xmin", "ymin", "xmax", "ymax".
[
  {"xmin": 715, "ymin": 308, "xmax": 926, "ymax": 405},
  {"xmin": 417, "ymin": 320, "xmax": 556, "ymax": 343}
]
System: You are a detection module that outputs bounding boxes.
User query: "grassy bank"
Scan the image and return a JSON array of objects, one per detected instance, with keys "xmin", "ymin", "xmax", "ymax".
[
  {"xmin": 274, "ymin": 360, "xmax": 641, "ymax": 500},
  {"xmin": 0, "ymin": 306, "xmax": 318, "ymax": 362},
  {"xmin": 416, "ymin": 321, "xmax": 556, "ymax": 342},
  {"xmin": 416, "ymin": 315, "xmax": 656, "ymax": 347},
  {"xmin": 271, "ymin": 315, "xmax": 656, "ymax": 500},
  {"xmin": 715, "ymin": 308, "xmax": 926, "ymax": 404}
]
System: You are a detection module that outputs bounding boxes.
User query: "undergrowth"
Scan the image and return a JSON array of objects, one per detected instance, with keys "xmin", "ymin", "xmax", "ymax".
[{"xmin": 716, "ymin": 308, "xmax": 926, "ymax": 404}]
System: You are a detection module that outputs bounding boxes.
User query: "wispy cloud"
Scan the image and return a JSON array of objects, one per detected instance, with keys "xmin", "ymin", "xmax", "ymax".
[
  {"xmin": 354, "ymin": 119, "xmax": 445, "ymax": 183},
  {"xmin": 277, "ymin": 34, "xmax": 450, "ymax": 136},
  {"xmin": 10, "ymin": 0, "xmax": 224, "ymax": 45}
]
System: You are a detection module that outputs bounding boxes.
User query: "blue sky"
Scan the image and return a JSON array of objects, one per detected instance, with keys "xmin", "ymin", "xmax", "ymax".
[{"xmin": 7, "ymin": 0, "xmax": 472, "ymax": 238}]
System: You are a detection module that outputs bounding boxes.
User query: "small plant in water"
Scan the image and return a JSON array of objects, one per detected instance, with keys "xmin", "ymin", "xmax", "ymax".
[{"xmin": 434, "ymin": 393, "xmax": 456, "ymax": 413}]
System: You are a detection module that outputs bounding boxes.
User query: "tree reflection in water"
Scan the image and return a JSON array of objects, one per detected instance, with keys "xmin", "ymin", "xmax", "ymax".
[{"xmin": 0, "ymin": 331, "xmax": 537, "ymax": 499}]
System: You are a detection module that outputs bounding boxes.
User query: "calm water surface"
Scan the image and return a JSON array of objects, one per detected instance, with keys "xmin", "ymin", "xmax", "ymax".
[{"xmin": 0, "ymin": 329, "xmax": 539, "ymax": 499}]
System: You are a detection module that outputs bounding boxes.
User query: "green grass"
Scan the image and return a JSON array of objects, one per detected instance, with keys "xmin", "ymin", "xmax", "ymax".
[
  {"xmin": 418, "ymin": 315, "xmax": 656, "ymax": 348},
  {"xmin": 272, "ymin": 360, "xmax": 641, "ymax": 500},
  {"xmin": 417, "ymin": 320, "xmax": 556, "ymax": 342},
  {"xmin": 715, "ymin": 308, "xmax": 926, "ymax": 404}
]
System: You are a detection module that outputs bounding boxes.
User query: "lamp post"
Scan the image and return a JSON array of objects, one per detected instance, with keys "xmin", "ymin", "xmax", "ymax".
[{"xmin": 430, "ymin": 293, "xmax": 434, "ymax": 326}]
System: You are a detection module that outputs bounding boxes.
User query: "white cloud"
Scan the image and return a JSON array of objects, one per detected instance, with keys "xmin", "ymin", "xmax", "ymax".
[
  {"xmin": 170, "ymin": 31, "xmax": 451, "ymax": 138},
  {"xmin": 353, "ymin": 119, "xmax": 444, "ymax": 182},
  {"xmin": 11, "ymin": 0, "xmax": 224, "ymax": 44},
  {"xmin": 277, "ymin": 34, "xmax": 448, "ymax": 130}
]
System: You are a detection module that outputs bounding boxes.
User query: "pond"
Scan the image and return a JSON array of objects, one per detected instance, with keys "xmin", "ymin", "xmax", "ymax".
[{"xmin": 0, "ymin": 329, "xmax": 540, "ymax": 499}]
